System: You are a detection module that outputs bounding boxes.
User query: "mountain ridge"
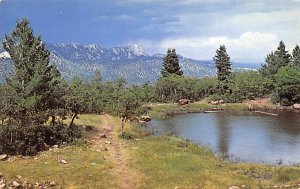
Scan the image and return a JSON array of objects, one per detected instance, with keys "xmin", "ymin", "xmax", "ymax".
[{"xmin": 0, "ymin": 43, "xmax": 259, "ymax": 84}]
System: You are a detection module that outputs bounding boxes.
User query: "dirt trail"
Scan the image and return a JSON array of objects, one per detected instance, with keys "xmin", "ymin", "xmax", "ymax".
[{"xmin": 98, "ymin": 114, "xmax": 135, "ymax": 189}]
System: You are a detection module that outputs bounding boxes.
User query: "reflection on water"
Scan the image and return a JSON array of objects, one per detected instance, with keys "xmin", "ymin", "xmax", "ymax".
[
  {"xmin": 216, "ymin": 113, "xmax": 230, "ymax": 158},
  {"xmin": 146, "ymin": 111, "xmax": 300, "ymax": 165}
]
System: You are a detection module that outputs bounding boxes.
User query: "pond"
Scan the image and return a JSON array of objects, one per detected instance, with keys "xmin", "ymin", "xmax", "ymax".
[{"xmin": 146, "ymin": 111, "xmax": 300, "ymax": 165}]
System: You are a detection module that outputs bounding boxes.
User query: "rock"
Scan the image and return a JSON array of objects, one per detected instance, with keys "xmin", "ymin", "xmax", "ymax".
[
  {"xmin": 7, "ymin": 157, "xmax": 15, "ymax": 162},
  {"xmin": 139, "ymin": 120, "xmax": 146, "ymax": 124},
  {"xmin": 34, "ymin": 157, "xmax": 38, "ymax": 160},
  {"xmin": 0, "ymin": 154, "xmax": 8, "ymax": 161},
  {"xmin": 229, "ymin": 186, "xmax": 240, "ymax": 189},
  {"xmin": 105, "ymin": 140, "xmax": 111, "ymax": 144},
  {"xmin": 53, "ymin": 145, "xmax": 59, "ymax": 148},
  {"xmin": 49, "ymin": 181, "xmax": 56, "ymax": 187},
  {"xmin": 96, "ymin": 149, "xmax": 101, "ymax": 152},
  {"xmin": 140, "ymin": 115, "xmax": 151, "ymax": 122},
  {"xmin": 178, "ymin": 99, "xmax": 190, "ymax": 105},
  {"xmin": 60, "ymin": 159, "xmax": 68, "ymax": 164},
  {"xmin": 293, "ymin": 103, "xmax": 300, "ymax": 109},
  {"xmin": 42, "ymin": 143, "xmax": 50, "ymax": 150},
  {"xmin": 99, "ymin": 134, "xmax": 106, "ymax": 138},
  {"xmin": 210, "ymin": 100, "xmax": 219, "ymax": 105},
  {"xmin": 12, "ymin": 181, "xmax": 20, "ymax": 187},
  {"xmin": 0, "ymin": 183, "xmax": 5, "ymax": 189}
]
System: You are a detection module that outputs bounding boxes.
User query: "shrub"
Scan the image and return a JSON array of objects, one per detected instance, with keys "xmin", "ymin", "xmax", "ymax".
[
  {"xmin": 0, "ymin": 124, "xmax": 82, "ymax": 156},
  {"xmin": 0, "ymin": 124, "xmax": 47, "ymax": 156}
]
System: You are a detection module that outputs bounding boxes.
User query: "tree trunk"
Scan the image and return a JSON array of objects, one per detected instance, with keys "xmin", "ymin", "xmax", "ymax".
[
  {"xmin": 69, "ymin": 112, "xmax": 77, "ymax": 127},
  {"xmin": 121, "ymin": 116, "xmax": 126, "ymax": 135},
  {"xmin": 51, "ymin": 115, "xmax": 56, "ymax": 125}
]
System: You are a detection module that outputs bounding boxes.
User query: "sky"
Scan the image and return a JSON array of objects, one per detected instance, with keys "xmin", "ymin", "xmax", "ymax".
[{"xmin": 0, "ymin": 0, "xmax": 300, "ymax": 63}]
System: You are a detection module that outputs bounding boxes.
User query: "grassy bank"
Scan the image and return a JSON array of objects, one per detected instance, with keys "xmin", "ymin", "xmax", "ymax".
[
  {"xmin": 147, "ymin": 98, "xmax": 289, "ymax": 119},
  {"xmin": 0, "ymin": 115, "xmax": 118, "ymax": 188},
  {"xmin": 148, "ymin": 101, "xmax": 248, "ymax": 119}
]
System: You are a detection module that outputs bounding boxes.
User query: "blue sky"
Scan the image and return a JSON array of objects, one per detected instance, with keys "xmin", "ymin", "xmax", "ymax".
[{"xmin": 0, "ymin": 0, "xmax": 299, "ymax": 63}]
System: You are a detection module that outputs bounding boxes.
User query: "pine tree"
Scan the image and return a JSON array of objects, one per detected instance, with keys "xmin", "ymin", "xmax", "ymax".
[
  {"xmin": 260, "ymin": 41, "xmax": 291, "ymax": 78},
  {"xmin": 214, "ymin": 45, "xmax": 231, "ymax": 81},
  {"xmin": 213, "ymin": 45, "xmax": 231, "ymax": 96},
  {"xmin": 161, "ymin": 49, "xmax": 183, "ymax": 77},
  {"xmin": 275, "ymin": 41, "xmax": 291, "ymax": 67},
  {"xmin": 292, "ymin": 45, "xmax": 300, "ymax": 67},
  {"xmin": 2, "ymin": 18, "xmax": 62, "ymax": 126}
]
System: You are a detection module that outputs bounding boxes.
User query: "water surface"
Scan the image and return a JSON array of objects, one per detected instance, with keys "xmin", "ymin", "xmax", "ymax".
[{"xmin": 147, "ymin": 111, "xmax": 300, "ymax": 165}]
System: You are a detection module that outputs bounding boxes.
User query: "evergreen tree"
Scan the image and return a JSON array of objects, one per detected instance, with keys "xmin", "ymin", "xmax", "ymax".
[
  {"xmin": 260, "ymin": 41, "xmax": 291, "ymax": 78},
  {"xmin": 214, "ymin": 45, "xmax": 231, "ymax": 81},
  {"xmin": 161, "ymin": 49, "xmax": 183, "ymax": 77},
  {"xmin": 2, "ymin": 18, "xmax": 62, "ymax": 126},
  {"xmin": 213, "ymin": 45, "xmax": 231, "ymax": 96},
  {"xmin": 292, "ymin": 45, "xmax": 300, "ymax": 67},
  {"xmin": 274, "ymin": 65, "xmax": 300, "ymax": 105},
  {"xmin": 275, "ymin": 41, "xmax": 291, "ymax": 67}
]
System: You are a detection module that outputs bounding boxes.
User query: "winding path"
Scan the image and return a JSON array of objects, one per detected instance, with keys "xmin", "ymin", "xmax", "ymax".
[{"xmin": 98, "ymin": 114, "xmax": 134, "ymax": 189}]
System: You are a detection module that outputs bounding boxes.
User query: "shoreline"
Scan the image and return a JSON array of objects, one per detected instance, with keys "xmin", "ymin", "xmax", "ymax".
[{"xmin": 148, "ymin": 98, "xmax": 298, "ymax": 119}]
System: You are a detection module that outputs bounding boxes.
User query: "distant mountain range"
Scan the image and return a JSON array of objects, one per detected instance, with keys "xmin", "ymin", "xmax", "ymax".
[{"xmin": 0, "ymin": 43, "xmax": 260, "ymax": 84}]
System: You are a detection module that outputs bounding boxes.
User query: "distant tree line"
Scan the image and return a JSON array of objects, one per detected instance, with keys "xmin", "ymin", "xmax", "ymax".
[{"xmin": 1, "ymin": 19, "xmax": 300, "ymax": 155}]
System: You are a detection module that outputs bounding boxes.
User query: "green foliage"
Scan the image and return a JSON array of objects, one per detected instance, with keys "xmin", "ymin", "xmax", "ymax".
[
  {"xmin": 214, "ymin": 45, "xmax": 231, "ymax": 82},
  {"xmin": 225, "ymin": 71, "xmax": 265, "ymax": 102},
  {"xmin": 273, "ymin": 65, "xmax": 300, "ymax": 105},
  {"xmin": 259, "ymin": 41, "xmax": 300, "ymax": 105},
  {"xmin": 0, "ymin": 124, "xmax": 46, "ymax": 155},
  {"xmin": 213, "ymin": 45, "xmax": 231, "ymax": 96},
  {"xmin": 0, "ymin": 123, "xmax": 82, "ymax": 155},
  {"xmin": 260, "ymin": 41, "xmax": 291, "ymax": 79},
  {"xmin": 0, "ymin": 19, "xmax": 81, "ymax": 155},
  {"xmin": 2, "ymin": 18, "xmax": 63, "ymax": 126},
  {"xmin": 115, "ymin": 87, "xmax": 143, "ymax": 119},
  {"xmin": 292, "ymin": 45, "xmax": 300, "ymax": 67},
  {"xmin": 154, "ymin": 76, "xmax": 217, "ymax": 102},
  {"xmin": 161, "ymin": 49, "xmax": 183, "ymax": 77}
]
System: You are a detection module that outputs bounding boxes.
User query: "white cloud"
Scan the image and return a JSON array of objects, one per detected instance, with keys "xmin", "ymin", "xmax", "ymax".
[
  {"xmin": 95, "ymin": 14, "xmax": 135, "ymax": 21},
  {"xmin": 123, "ymin": 0, "xmax": 300, "ymax": 62},
  {"xmin": 155, "ymin": 32, "xmax": 279, "ymax": 61}
]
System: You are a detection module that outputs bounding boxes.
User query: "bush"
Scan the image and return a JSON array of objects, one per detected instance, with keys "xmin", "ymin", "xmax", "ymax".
[
  {"xmin": 0, "ymin": 124, "xmax": 82, "ymax": 156},
  {"xmin": 44, "ymin": 124, "xmax": 69, "ymax": 146},
  {"xmin": 0, "ymin": 124, "xmax": 47, "ymax": 156}
]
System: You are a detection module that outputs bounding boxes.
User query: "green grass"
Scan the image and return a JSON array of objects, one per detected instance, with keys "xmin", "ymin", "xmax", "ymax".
[
  {"xmin": 148, "ymin": 102, "xmax": 248, "ymax": 119},
  {"xmin": 0, "ymin": 114, "xmax": 118, "ymax": 189},
  {"xmin": 125, "ymin": 134, "xmax": 300, "ymax": 188},
  {"xmin": 0, "ymin": 146, "xmax": 117, "ymax": 188}
]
